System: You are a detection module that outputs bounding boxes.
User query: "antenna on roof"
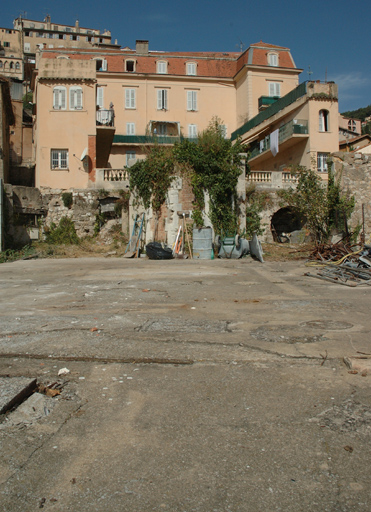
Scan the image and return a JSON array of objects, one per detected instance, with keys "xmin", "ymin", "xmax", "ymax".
[
  {"xmin": 307, "ymin": 66, "xmax": 313, "ymax": 79},
  {"xmin": 236, "ymin": 40, "xmax": 245, "ymax": 53}
]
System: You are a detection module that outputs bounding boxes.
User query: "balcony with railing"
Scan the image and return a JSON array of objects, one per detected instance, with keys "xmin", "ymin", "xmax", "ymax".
[
  {"xmin": 113, "ymin": 134, "xmax": 198, "ymax": 145},
  {"xmin": 96, "ymin": 109, "xmax": 115, "ymax": 127},
  {"xmin": 248, "ymin": 119, "xmax": 309, "ymax": 163},
  {"xmin": 258, "ymin": 96, "xmax": 280, "ymax": 110},
  {"xmin": 246, "ymin": 170, "xmax": 299, "ymax": 189}
]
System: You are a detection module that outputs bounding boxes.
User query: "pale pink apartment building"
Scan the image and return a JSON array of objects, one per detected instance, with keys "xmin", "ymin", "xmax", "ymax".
[{"xmin": 31, "ymin": 39, "xmax": 339, "ymax": 191}]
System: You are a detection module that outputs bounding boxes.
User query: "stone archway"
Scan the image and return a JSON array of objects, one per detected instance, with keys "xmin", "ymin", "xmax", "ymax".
[{"xmin": 270, "ymin": 207, "xmax": 304, "ymax": 242}]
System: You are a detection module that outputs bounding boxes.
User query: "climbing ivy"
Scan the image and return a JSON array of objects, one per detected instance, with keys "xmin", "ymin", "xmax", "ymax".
[
  {"xmin": 174, "ymin": 118, "xmax": 246, "ymax": 234},
  {"xmin": 128, "ymin": 118, "xmax": 246, "ymax": 235},
  {"xmin": 129, "ymin": 144, "xmax": 176, "ymax": 214}
]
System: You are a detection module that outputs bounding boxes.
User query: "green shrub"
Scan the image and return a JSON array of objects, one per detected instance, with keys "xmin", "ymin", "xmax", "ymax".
[
  {"xmin": 44, "ymin": 217, "xmax": 80, "ymax": 245},
  {"xmin": 61, "ymin": 192, "xmax": 73, "ymax": 209}
]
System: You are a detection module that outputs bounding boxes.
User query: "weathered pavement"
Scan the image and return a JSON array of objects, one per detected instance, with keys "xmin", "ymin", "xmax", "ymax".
[{"xmin": 0, "ymin": 257, "xmax": 370, "ymax": 511}]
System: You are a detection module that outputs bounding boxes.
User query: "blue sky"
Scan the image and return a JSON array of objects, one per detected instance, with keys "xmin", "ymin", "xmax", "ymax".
[{"xmin": 2, "ymin": 0, "xmax": 370, "ymax": 113}]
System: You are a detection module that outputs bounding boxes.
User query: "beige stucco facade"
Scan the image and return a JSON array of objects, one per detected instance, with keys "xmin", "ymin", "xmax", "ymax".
[
  {"xmin": 237, "ymin": 81, "xmax": 339, "ymax": 181},
  {"xmin": 31, "ymin": 42, "xmax": 339, "ymax": 192}
]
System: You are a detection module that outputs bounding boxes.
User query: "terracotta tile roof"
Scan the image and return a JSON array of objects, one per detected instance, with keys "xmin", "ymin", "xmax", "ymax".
[{"xmin": 40, "ymin": 40, "xmax": 299, "ymax": 78}]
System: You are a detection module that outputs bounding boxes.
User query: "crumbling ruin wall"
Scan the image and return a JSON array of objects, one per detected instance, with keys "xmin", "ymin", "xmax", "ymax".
[
  {"xmin": 41, "ymin": 189, "xmax": 100, "ymax": 237},
  {"xmin": 332, "ymin": 152, "xmax": 371, "ymax": 236}
]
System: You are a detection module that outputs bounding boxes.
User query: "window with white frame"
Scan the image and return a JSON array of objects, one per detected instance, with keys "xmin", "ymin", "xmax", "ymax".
[
  {"xmin": 268, "ymin": 82, "xmax": 281, "ymax": 97},
  {"xmin": 220, "ymin": 124, "xmax": 227, "ymax": 138},
  {"xmin": 268, "ymin": 53, "xmax": 278, "ymax": 67},
  {"xmin": 154, "ymin": 123, "xmax": 167, "ymax": 135},
  {"xmin": 126, "ymin": 151, "xmax": 136, "ymax": 167},
  {"xmin": 96, "ymin": 86, "xmax": 104, "ymax": 108},
  {"xmin": 186, "ymin": 62, "xmax": 197, "ymax": 76},
  {"xmin": 126, "ymin": 122, "xmax": 135, "ymax": 135},
  {"xmin": 157, "ymin": 89, "xmax": 168, "ymax": 110},
  {"xmin": 317, "ymin": 152, "xmax": 329, "ymax": 173},
  {"xmin": 348, "ymin": 119, "xmax": 357, "ymax": 132},
  {"xmin": 319, "ymin": 110, "xmax": 329, "ymax": 132},
  {"xmin": 70, "ymin": 86, "xmax": 83, "ymax": 110},
  {"xmin": 157, "ymin": 61, "xmax": 167, "ymax": 74},
  {"xmin": 53, "ymin": 86, "xmax": 67, "ymax": 110},
  {"xmin": 95, "ymin": 58, "xmax": 107, "ymax": 71},
  {"xmin": 24, "ymin": 43, "xmax": 31, "ymax": 52},
  {"xmin": 187, "ymin": 90, "xmax": 198, "ymax": 111},
  {"xmin": 188, "ymin": 124, "xmax": 197, "ymax": 138},
  {"xmin": 51, "ymin": 149, "xmax": 68, "ymax": 169},
  {"xmin": 125, "ymin": 88, "xmax": 136, "ymax": 109},
  {"xmin": 125, "ymin": 60, "xmax": 135, "ymax": 72}
]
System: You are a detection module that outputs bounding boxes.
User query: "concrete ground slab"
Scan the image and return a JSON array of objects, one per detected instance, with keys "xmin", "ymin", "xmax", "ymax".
[
  {"xmin": 0, "ymin": 377, "xmax": 36, "ymax": 414},
  {"xmin": 0, "ymin": 257, "xmax": 370, "ymax": 511}
]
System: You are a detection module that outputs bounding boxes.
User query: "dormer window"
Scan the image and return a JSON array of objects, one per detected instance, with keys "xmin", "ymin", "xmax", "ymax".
[
  {"xmin": 94, "ymin": 58, "xmax": 107, "ymax": 71},
  {"xmin": 186, "ymin": 62, "xmax": 197, "ymax": 76},
  {"xmin": 268, "ymin": 53, "xmax": 278, "ymax": 67},
  {"xmin": 125, "ymin": 59, "xmax": 136, "ymax": 72},
  {"xmin": 157, "ymin": 61, "xmax": 167, "ymax": 74}
]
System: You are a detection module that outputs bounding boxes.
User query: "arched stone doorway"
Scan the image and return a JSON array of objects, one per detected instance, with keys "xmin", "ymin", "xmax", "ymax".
[{"xmin": 271, "ymin": 207, "xmax": 304, "ymax": 242}]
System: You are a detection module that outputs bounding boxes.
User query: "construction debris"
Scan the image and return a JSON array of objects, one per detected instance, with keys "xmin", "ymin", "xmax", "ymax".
[{"xmin": 305, "ymin": 239, "xmax": 371, "ymax": 287}]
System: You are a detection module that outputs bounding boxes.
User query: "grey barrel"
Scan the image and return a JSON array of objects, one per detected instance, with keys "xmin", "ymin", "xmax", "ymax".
[{"xmin": 193, "ymin": 227, "xmax": 213, "ymax": 260}]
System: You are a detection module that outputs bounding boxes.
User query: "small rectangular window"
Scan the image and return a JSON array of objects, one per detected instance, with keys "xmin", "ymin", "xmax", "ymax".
[
  {"xmin": 126, "ymin": 151, "xmax": 136, "ymax": 167},
  {"xmin": 126, "ymin": 122, "xmax": 135, "ymax": 135},
  {"xmin": 157, "ymin": 61, "xmax": 167, "ymax": 74},
  {"xmin": 51, "ymin": 149, "xmax": 68, "ymax": 169},
  {"xmin": 317, "ymin": 153, "xmax": 329, "ymax": 173},
  {"xmin": 126, "ymin": 60, "xmax": 135, "ymax": 72},
  {"xmin": 125, "ymin": 89, "xmax": 136, "ymax": 109},
  {"xmin": 157, "ymin": 89, "xmax": 168, "ymax": 110},
  {"xmin": 188, "ymin": 124, "xmax": 197, "ymax": 138},
  {"xmin": 268, "ymin": 54, "xmax": 278, "ymax": 66},
  {"xmin": 96, "ymin": 86, "xmax": 104, "ymax": 108},
  {"xmin": 3, "ymin": 42, "xmax": 10, "ymax": 48},
  {"xmin": 70, "ymin": 87, "xmax": 83, "ymax": 110},
  {"xmin": 187, "ymin": 90, "xmax": 198, "ymax": 111},
  {"xmin": 268, "ymin": 82, "xmax": 281, "ymax": 97},
  {"xmin": 186, "ymin": 62, "xmax": 196, "ymax": 76}
]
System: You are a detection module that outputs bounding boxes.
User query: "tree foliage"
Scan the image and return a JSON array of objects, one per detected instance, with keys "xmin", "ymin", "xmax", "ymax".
[
  {"xmin": 174, "ymin": 118, "xmax": 246, "ymax": 233},
  {"xmin": 129, "ymin": 144, "xmax": 176, "ymax": 214},
  {"xmin": 44, "ymin": 217, "xmax": 80, "ymax": 245},
  {"xmin": 128, "ymin": 118, "xmax": 246, "ymax": 235},
  {"xmin": 278, "ymin": 165, "xmax": 354, "ymax": 243}
]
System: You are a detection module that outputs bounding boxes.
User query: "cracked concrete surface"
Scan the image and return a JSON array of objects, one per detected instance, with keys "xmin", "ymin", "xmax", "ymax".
[{"xmin": 0, "ymin": 257, "xmax": 370, "ymax": 511}]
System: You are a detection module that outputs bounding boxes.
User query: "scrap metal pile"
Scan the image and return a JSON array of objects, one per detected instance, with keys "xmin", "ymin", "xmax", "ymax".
[{"xmin": 305, "ymin": 239, "xmax": 371, "ymax": 287}]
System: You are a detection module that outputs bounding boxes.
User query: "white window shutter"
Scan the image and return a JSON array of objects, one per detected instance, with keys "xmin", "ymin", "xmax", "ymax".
[
  {"xmin": 53, "ymin": 88, "xmax": 58, "ymax": 109},
  {"xmin": 187, "ymin": 91, "xmax": 192, "ymax": 110},
  {"xmin": 163, "ymin": 90, "xmax": 168, "ymax": 110},
  {"xmin": 97, "ymin": 87, "xmax": 104, "ymax": 108},
  {"xmin": 75, "ymin": 88, "xmax": 82, "ymax": 109},
  {"xmin": 126, "ymin": 89, "xmax": 135, "ymax": 108},
  {"xmin": 102, "ymin": 59, "xmax": 107, "ymax": 71},
  {"xmin": 157, "ymin": 89, "xmax": 162, "ymax": 110},
  {"xmin": 60, "ymin": 88, "xmax": 66, "ymax": 109}
]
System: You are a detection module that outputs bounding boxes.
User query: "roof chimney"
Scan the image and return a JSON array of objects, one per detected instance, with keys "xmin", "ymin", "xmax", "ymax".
[{"xmin": 136, "ymin": 40, "xmax": 149, "ymax": 55}]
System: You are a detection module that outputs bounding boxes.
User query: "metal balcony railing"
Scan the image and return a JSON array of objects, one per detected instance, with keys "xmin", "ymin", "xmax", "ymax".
[
  {"xmin": 249, "ymin": 119, "xmax": 308, "ymax": 160},
  {"xmin": 231, "ymin": 81, "xmax": 308, "ymax": 140},
  {"xmin": 113, "ymin": 135, "xmax": 198, "ymax": 145},
  {"xmin": 96, "ymin": 109, "xmax": 115, "ymax": 127},
  {"xmin": 258, "ymin": 96, "xmax": 280, "ymax": 109}
]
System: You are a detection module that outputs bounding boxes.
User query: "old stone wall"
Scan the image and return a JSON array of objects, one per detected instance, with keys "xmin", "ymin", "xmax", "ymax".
[
  {"xmin": 332, "ymin": 152, "xmax": 371, "ymax": 236},
  {"xmin": 41, "ymin": 189, "xmax": 99, "ymax": 237}
]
